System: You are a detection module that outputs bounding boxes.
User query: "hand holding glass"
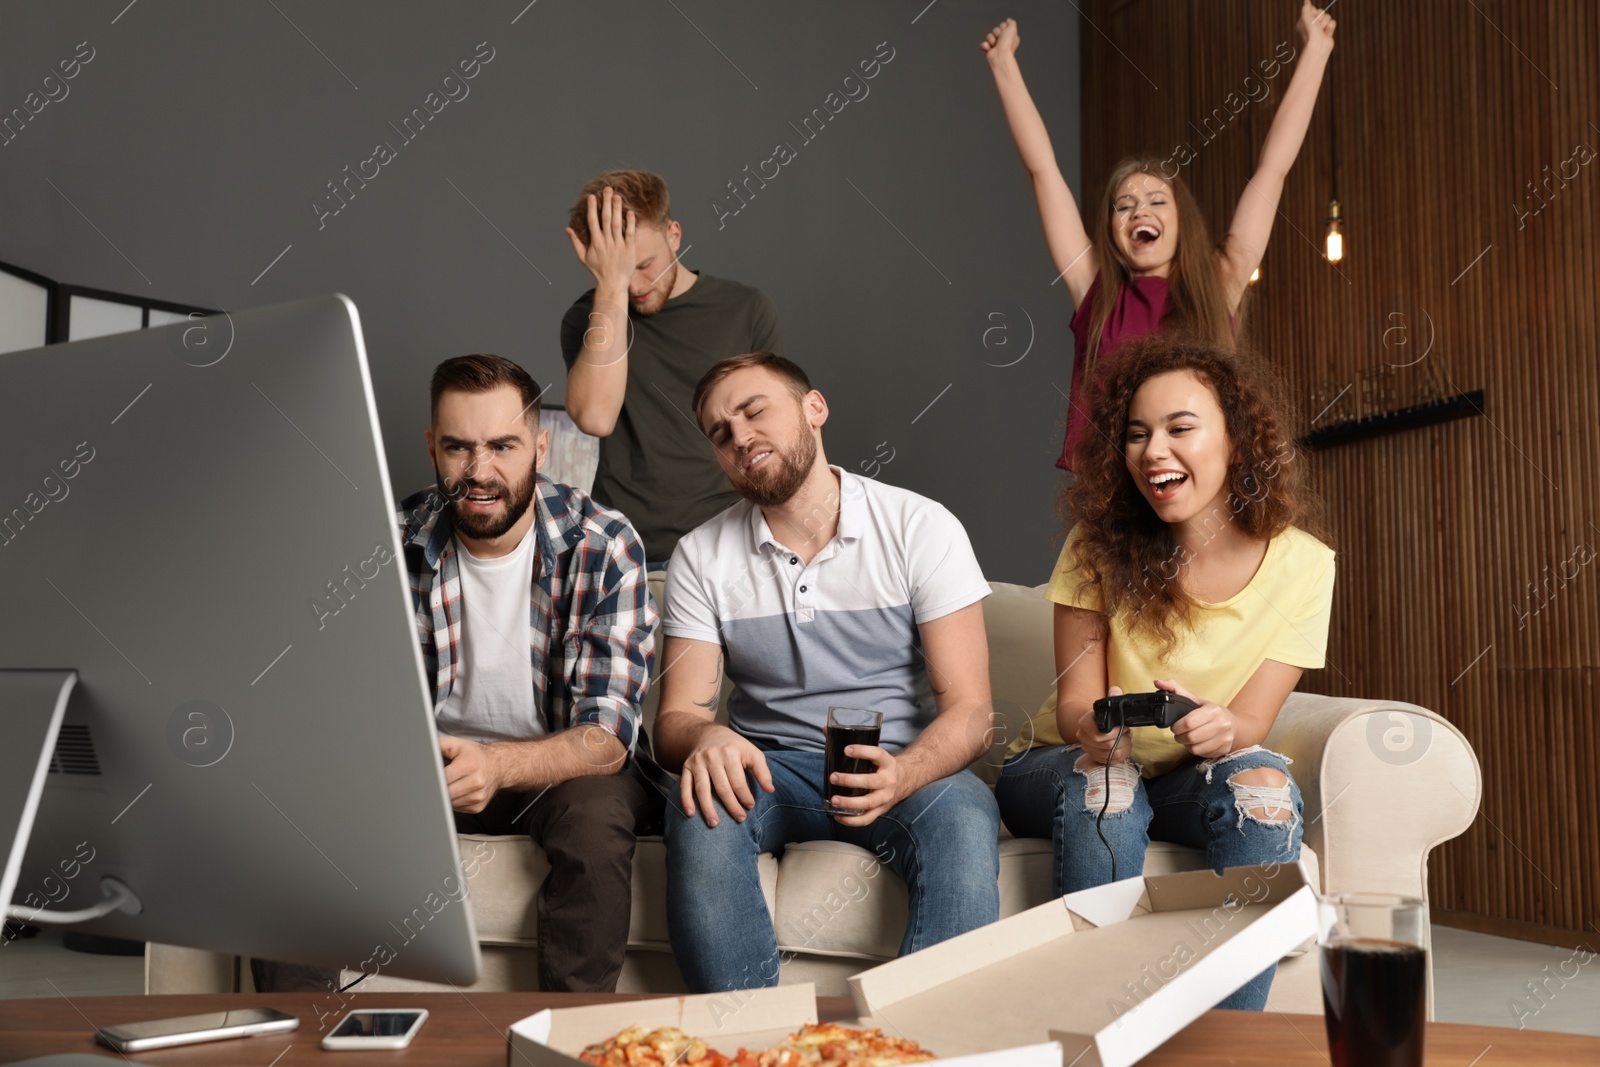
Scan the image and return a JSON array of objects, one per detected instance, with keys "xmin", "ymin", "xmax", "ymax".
[{"xmin": 824, "ymin": 707, "xmax": 882, "ymax": 815}]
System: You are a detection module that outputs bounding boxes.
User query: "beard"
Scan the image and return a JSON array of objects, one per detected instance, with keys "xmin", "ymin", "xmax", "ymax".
[
  {"xmin": 732, "ymin": 427, "xmax": 817, "ymax": 508},
  {"xmin": 632, "ymin": 260, "xmax": 677, "ymax": 316},
  {"xmin": 436, "ymin": 458, "xmax": 537, "ymax": 541}
]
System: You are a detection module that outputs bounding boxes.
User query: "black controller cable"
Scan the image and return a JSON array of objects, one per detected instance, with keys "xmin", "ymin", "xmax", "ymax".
[{"xmin": 1096, "ymin": 721, "xmax": 1129, "ymax": 883}]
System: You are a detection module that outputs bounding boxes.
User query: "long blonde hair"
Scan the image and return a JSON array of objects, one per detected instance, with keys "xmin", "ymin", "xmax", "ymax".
[{"xmin": 1083, "ymin": 158, "xmax": 1237, "ymax": 385}]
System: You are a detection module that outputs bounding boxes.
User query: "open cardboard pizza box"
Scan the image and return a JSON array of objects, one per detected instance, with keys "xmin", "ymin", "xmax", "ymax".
[
  {"xmin": 505, "ymin": 982, "xmax": 1060, "ymax": 1067},
  {"xmin": 848, "ymin": 861, "xmax": 1319, "ymax": 1067},
  {"xmin": 507, "ymin": 862, "xmax": 1316, "ymax": 1067}
]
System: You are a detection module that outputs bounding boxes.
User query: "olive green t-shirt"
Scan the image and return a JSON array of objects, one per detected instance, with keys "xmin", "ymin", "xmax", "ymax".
[{"xmin": 560, "ymin": 272, "xmax": 783, "ymax": 562}]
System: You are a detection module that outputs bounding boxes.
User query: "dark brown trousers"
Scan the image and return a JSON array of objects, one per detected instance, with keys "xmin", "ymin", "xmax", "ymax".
[{"xmin": 453, "ymin": 773, "xmax": 656, "ymax": 993}]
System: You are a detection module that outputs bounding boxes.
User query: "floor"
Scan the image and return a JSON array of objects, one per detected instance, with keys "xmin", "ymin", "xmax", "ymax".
[
  {"xmin": 1428, "ymin": 925, "xmax": 1600, "ymax": 1036},
  {"xmin": 1, "ymin": 928, "xmax": 146, "ymax": 1000},
  {"xmin": 2, "ymin": 925, "xmax": 1597, "ymax": 1037}
]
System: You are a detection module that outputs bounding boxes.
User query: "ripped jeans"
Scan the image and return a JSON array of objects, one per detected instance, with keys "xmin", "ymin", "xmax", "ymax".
[{"xmin": 995, "ymin": 743, "xmax": 1302, "ymax": 1011}]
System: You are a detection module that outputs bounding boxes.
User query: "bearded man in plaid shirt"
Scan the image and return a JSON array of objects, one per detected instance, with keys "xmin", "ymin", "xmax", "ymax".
[{"xmin": 398, "ymin": 353, "xmax": 659, "ymax": 993}]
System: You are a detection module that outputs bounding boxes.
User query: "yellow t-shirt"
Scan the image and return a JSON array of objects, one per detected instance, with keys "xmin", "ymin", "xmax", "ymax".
[{"xmin": 1013, "ymin": 523, "xmax": 1336, "ymax": 776}]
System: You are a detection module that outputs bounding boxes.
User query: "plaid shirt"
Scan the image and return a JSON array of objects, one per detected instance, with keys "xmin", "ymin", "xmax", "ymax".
[{"xmin": 397, "ymin": 476, "xmax": 658, "ymax": 760}]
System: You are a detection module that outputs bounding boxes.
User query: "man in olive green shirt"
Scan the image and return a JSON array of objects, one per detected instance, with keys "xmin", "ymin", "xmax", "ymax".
[{"xmin": 562, "ymin": 168, "xmax": 784, "ymax": 565}]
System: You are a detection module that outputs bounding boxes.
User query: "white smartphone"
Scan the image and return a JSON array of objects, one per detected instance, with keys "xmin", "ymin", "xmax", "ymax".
[
  {"xmin": 94, "ymin": 1008, "xmax": 299, "ymax": 1052},
  {"xmin": 320, "ymin": 1008, "xmax": 429, "ymax": 1050}
]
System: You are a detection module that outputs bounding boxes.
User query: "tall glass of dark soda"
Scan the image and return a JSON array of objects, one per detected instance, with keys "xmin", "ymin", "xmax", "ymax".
[
  {"xmin": 824, "ymin": 707, "xmax": 882, "ymax": 815},
  {"xmin": 1318, "ymin": 893, "xmax": 1428, "ymax": 1067}
]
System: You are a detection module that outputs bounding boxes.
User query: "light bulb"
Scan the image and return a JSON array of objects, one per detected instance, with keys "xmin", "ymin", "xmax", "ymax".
[{"xmin": 1325, "ymin": 199, "xmax": 1344, "ymax": 263}]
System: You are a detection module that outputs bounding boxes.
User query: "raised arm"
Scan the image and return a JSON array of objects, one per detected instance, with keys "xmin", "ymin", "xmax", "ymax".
[
  {"xmin": 1219, "ymin": 1, "xmax": 1337, "ymax": 311},
  {"xmin": 564, "ymin": 187, "xmax": 636, "ymax": 437},
  {"xmin": 982, "ymin": 18, "xmax": 1096, "ymax": 306}
]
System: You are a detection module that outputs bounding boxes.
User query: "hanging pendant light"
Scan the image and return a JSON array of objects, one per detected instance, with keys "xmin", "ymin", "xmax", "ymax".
[
  {"xmin": 1244, "ymin": 29, "xmax": 1262, "ymax": 287},
  {"xmin": 1325, "ymin": 200, "xmax": 1344, "ymax": 263},
  {"xmin": 1324, "ymin": 61, "xmax": 1344, "ymax": 264}
]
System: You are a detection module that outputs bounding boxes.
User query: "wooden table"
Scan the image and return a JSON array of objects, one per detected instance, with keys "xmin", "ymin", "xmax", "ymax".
[{"xmin": 1, "ymin": 993, "xmax": 1594, "ymax": 1066}]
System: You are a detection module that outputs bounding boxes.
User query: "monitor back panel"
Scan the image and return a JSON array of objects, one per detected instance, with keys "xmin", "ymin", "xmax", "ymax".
[{"xmin": 0, "ymin": 295, "xmax": 478, "ymax": 984}]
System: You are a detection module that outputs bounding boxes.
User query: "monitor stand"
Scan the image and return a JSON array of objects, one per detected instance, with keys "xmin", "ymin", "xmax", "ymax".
[{"xmin": 2, "ymin": 670, "xmax": 141, "ymax": 925}]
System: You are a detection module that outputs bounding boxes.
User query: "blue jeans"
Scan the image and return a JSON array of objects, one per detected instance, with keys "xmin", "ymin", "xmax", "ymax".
[
  {"xmin": 664, "ymin": 749, "xmax": 1000, "ymax": 992},
  {"xmin": 995, "ymin": 744, "xmax": 1302, "ymax": 1011}
]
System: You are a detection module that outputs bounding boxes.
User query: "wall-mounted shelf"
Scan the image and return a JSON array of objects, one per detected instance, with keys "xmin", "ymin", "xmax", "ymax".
[{"xmin": 1300, "ymin": 390, "xmax": 1486, "ymax": 450}]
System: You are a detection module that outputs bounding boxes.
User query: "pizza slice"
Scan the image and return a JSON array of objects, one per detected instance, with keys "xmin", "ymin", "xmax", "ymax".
[
  {"xmin": 736, "ymin": 1023, "xmax": 937, "ymax": 1067},
  {"xmin": 580, "ymin": 1025, "xmax": 736, "ymax": 1067}
]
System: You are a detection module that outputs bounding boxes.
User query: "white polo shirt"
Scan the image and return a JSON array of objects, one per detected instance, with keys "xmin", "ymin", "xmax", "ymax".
[{"xmin": 663, "ymin": 467, "xmax": 990, "ymax": 753}]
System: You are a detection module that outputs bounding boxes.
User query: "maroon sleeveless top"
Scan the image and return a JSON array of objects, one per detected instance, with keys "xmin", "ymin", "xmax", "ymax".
[{"xmin": 1057, "ymin": 274, "xmax": 1171, "ymax": 471}]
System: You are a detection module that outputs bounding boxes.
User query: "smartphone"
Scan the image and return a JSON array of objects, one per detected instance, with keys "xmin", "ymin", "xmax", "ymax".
[
  {"xmin": 95, "ymin": 1008, "xmax": 299, "ymax": 1052},
  {"xmin": 321, "ymin": 1008, "xmax": 429, "ymax": 1050}
]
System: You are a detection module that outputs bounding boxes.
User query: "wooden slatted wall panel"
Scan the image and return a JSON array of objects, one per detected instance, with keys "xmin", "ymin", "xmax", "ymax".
[{"xmin": 1078, "ymin": 0, "xmax": 1599, "ymax": 942}]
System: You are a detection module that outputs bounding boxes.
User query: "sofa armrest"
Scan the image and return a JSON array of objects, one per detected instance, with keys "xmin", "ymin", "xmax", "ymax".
[{"xmin": 1265, "ymin": 692, "xmax": 1481, "ymax": 900}]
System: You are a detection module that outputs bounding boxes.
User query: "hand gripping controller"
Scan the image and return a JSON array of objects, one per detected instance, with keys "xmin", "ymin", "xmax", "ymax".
[{"xmin": 1092, "ymin": 690, "xmax": 1200, "ymax": 733}]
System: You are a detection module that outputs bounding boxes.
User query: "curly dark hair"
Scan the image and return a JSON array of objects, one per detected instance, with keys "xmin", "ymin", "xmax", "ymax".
[{"xmin": 1062, "ymin": 331, "xmax": 1328, "ymax": 656}]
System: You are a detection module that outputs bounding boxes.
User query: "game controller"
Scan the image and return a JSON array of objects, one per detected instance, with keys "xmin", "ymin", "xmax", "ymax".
[{"xmin": 1093, "ymin": 690, "xmax": 1200, "ymax": 733}]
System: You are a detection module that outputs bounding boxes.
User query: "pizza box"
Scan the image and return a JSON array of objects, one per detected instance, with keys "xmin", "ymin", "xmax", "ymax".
[
  {"xmin": 506, "ymin": 982, "xmax": 1062, "ymax": 1067},
  {"xmin": 847, "ymin": 861, "xmax": 1319, "ymax": 1067},
  {"xmin": 505, "ymin": 862, "xmax": 1314, "ymax": 1067}
]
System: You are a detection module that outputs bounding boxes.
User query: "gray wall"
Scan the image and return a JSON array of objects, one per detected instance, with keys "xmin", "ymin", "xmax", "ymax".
[{"xmin": 0, "ymin": 0, "xmax": 1080, "ymax": 583}]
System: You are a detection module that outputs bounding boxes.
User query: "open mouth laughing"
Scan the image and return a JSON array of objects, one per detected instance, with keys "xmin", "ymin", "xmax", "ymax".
[{"xmin": 1146, "ymin": 468, "xmax": 1188, "ymax": 500}]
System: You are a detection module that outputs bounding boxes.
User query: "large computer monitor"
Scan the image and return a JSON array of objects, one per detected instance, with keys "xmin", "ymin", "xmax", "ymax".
[{"xmin": 1, "ymin": 294, "xmax": 479, "ymax": 985}]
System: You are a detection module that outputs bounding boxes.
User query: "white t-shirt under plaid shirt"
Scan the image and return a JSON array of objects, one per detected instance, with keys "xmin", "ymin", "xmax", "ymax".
[{"xmin": 435, "ymin": 526, "xmax": 548, "ymax": 743}]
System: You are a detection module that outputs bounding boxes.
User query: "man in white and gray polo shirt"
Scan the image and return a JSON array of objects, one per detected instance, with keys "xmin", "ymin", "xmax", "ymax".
[{"xmin": 653, "ymin": 352, "xmax": 1001, "ymax": 992}]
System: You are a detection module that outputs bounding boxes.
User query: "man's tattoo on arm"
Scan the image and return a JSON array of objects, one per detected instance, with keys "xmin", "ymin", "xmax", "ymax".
[{"xmin": 693, "ymin": 651, "xmax": 725, "ymax": 710}]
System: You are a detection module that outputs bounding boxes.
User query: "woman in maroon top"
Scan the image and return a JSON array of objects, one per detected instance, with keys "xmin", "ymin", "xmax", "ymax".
[{"xmin": 981, "ymin": 2, "xmax": 1337, "ymax": 471}]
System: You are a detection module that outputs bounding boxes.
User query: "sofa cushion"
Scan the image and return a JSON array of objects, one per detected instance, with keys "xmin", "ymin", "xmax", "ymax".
[
  {"xmin": 982, "ymin": 582, "xmax": 1055, "ymax": 719},
  {"xmin": 771, "ymin": 840, "xmax": 906, "ymax": 959},
  {"xmin": 456, "ymin": 832, "xmax": 1319, "ymax": 964},
  {"xmin": 977, "ymin": 582, "xmax": 1057, "ymax": 785}
]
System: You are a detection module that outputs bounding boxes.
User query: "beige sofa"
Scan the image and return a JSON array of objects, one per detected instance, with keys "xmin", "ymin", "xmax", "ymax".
[{"xmin": 147, "ymin": 580, "xmax": 1482, "ymax": 1014}]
